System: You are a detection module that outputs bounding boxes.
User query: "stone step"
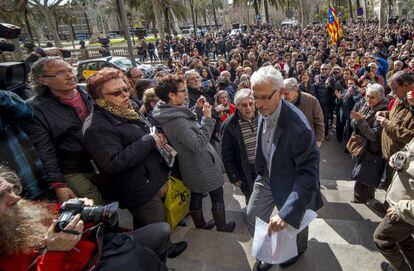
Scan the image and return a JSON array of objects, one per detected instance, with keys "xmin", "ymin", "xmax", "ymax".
[
  {"xmin": 180, "ymin": 212, "xmax": 380, "ymax": 250},
  {"xmin": 169, "ymin": 226, "xmax": 384, "ymax": 271},
  {"xmin": 222, "ymin": 179, "xmax": 386, "ymax": 210}
]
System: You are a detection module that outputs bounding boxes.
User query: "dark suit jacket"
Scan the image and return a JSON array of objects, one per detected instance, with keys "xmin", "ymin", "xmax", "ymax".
[{"xmin": 256, "ymin": 99, "xmax": 324, "ymax": 228}]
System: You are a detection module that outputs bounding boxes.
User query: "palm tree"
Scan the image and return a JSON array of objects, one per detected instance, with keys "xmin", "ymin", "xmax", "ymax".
[
  {"xmin": 233, "ymin": 0, "xmax": 260, "ymax": 20},
  {"xmin": 197, "ymin": 0, "xmax": 224, "ymax": 28},
  {"xmin": 28, "ymin": 0, "xmax": 66, "ymax": 47},
  {"xmin": 127, "ymin": 0, "xmax": 188, "ymax": 39}
]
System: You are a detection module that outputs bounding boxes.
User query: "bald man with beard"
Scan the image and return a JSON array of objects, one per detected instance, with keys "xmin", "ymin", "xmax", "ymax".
[{"xmin": 0, "ymin": 167, "xmax": 171, "ymax": 271}]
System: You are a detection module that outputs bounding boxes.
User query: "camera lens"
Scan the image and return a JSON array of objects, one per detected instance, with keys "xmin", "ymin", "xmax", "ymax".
[{"xmin": 81, "ymin": 202, "xmax": 119, "ymax": 225}]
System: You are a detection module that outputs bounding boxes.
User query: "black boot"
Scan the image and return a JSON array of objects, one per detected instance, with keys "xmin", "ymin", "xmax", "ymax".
[
  {"xmin": 211, "ymin": 203, "xmax": 236, "ymax": 232},
  {"xmin": 190, "ymin": 209, "xmax": 215, "ymax": 230},
  {"xmin": 167, "ymin": 241, "xmax": 187, "ymax": 258}
]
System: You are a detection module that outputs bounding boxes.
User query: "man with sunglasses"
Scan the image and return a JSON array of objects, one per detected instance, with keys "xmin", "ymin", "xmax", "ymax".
[
  {"xmin": 25, "ymin": 57, "xmax": 104, "ymax": 204},
  {"xmin": 246, "ymin": 66, "xmax": 323, "ymax": 271}
]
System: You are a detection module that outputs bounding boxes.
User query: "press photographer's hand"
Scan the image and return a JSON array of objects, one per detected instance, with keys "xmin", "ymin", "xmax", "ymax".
[{"xmin": 46, "ymin": 214, "xmax": 84, "ymax": 252}]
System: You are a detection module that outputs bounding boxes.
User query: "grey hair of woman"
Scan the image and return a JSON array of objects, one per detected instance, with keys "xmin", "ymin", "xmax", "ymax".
[
  {"xmin": 29, "ymin": 56, "xmax": 67, "ymax": 95},
  {"xmin": 214, "ymin": 90, "xmax": 229, "ymax": 107},
  {"xmin": 234, "ymin": 88, "xmax": 254, "ymax": 106},
  {"xmin": 250, "ymin": 65, "xmax": 284, "ymax": 90},
  {"xmin": 366, "ymin": 83, "xmax": 385, "ymax": 101},
  {"xmin": 283, "ymin": 78, "xmax": 299, "ymax": 92}
]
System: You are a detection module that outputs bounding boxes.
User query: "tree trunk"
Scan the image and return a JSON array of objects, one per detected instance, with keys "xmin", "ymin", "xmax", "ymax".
[
  {"xmin": 212, "ymin": 0, "xmax": 218, "ymax": 29},
  {"xmin": 53, "ymin": 9, "xmax": 60, "ymax": 38},
  {"xmin": 24, "ymin": 8, "xmax": 34, "ymax": 44},
  {"xmin": 379, "ymin": 0, "xmax": 387, "ymax": 29},
  {"xmin": 152, "ymin": 0, "xmax": 165, "ymax": 40},
  {"xmin": 189, "ymin": 0, "xmax": 197, "ymax": 37},
  {"xmin": 69, "ymin": 22, "xmax": 76, "ymax": 49},
  {"xmin": 348, "ymin": 0, "xmax": 354, "ymax": 19},
  {"xmin": 363, "ymin": 0, "xmax": 368, "ymax": 20},
  {"xmin": 164, "ymin": 8, "xmax": 171, "ymax": 37},
  {"xmin": 263, "ymin": 0, "xmax": 269, "ymax": 23},
  {"xmin": 203, "ymin": 11, "xmax": 207, "ymax": 28},
  {"xmin": 42, "ymin": 7, "xmax": 63, "ymax": 47},
  {"xmin": 253, "ymin": 0, "xmax": 260, "ymax": 18},
  {"xmin": 84, "ymin": 11, "xmax": 92, "ymax": 37},
  {"xmin": 299, "ymin": 0, "xmax": 305, "ymax": 25},
  {"xmin": 387, "ymin": 0, "xmax": 392, "ymax": 20}
]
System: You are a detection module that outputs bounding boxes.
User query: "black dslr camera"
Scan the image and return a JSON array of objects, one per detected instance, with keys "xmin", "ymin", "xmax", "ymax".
[{"xmin": 55, "ymin": 199, "xmax": 119, "ymax": 232}]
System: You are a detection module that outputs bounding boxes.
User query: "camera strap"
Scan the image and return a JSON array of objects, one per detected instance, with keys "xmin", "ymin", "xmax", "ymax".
[{"xmin": 83, "ymin": 223, "xmax": 105, "ymax": 271}]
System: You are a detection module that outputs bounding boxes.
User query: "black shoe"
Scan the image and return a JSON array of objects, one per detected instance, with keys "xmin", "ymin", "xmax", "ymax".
[
  {"xmin": 255, "ymin": 261, "xmax": 273, "ymax": 271},
  {"xmin": 279, "ymin": 255, "xmax": 300, "ymax": 268},
  {"xmin": 372, "ymin": 202, "xmax": 387, "ymax": 216},
  {"xmin": 380, "ymin": 262, "xmax": 395, "ymax": 271},
  {"xmin": 167, "ymin": 241, "xmax": 187, "ymax": 258}
]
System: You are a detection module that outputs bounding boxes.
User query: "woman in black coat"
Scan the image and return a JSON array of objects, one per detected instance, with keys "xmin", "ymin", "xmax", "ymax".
[
  {"xmin": 349, "ymin": 83, "xmax": 389, "ymax": 203},
  {"xmin": 82, "ymin": 68, "xmax": 187, "ymax": 257}
]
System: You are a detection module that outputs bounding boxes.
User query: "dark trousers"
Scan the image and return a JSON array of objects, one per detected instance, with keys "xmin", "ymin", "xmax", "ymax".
[
  {"xmin": 128, "ymin": 194, "xmax": 165, "ymax": 229},
  {"xmin": 374, "ymin": 215, "xmax": 414, "ymax": 271},
  {"xmin": 353, "ymin": 181, "xmax": 375, "ymax": 203},
  {"xmin": 335, "ymin": 105, "xmax": 346, "ymax": 142},
  {"xmin": 321, "ymin": 104, "xmax": 330, "ymax": 136},
  {"xmin": 190, "ymin": 186, "xmax": 224, "ymax": 211},
  {"xmin": 240, "ymin": 164, "xmax": 257, "ymax": 205},
  {"xmin": 99, "ymin": 222, "xmax": 170, "ymax": 271},
  {"xmin": 381, "ymin": 164, "xmax": 396, "ymax": 190}
]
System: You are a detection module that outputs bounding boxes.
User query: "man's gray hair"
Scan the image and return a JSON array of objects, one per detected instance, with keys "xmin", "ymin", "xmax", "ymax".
[
  {"xmin": 366, "ymin": 83, "xmax": 385, "ymax": 100},
  {"xmin": 29, "ymin": 56, "xmax": 68, "ymax": 95},
  {"xmin": 234, "ymin": 88, "xmax": 254, "ymax": 106},
  {"xmin": 184, "ymin": 69, "xmax": 199, "ymax": 82},
  {"xmin": 250, "ymin": 65, "xmax": 283, "ymax": 90},
  {"xmin": 283, "ymin": 78, "xmax": 299, "ymax": 92}
]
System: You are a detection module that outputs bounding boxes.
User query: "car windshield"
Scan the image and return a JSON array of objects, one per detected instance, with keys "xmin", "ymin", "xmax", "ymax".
[{"xmin": 112, "ymin": 58, "xmax": 133, "ymax": 69}]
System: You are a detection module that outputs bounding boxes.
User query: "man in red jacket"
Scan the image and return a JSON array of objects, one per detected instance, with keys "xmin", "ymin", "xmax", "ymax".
[{"xmin": 0, "ymin": 166, "xmax": 170, "ymax": 271}]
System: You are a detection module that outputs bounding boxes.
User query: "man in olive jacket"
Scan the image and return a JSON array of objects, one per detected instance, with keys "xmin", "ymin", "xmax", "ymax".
[
  {"xmin": 282, "ymin": 78, "xmax": 324, "ymax": 147},
  {"xmin": 376, "ymin": 71, "xmax": 414, "ymax": 190}
]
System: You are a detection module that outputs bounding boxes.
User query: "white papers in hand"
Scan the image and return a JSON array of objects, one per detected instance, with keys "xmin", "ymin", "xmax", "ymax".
[{"xmin": 251, "ymin": 210, "xmax": 317, "ymax": 264}]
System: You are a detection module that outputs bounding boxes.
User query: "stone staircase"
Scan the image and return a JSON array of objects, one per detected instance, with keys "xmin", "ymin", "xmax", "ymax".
[{"xmin": 119, "ymin": 138, "xmax": 387, "ymax": 270}]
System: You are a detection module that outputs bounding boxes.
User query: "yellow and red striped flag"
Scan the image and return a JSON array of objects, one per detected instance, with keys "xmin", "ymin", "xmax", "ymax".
[{"xmin": 327, "ymin": 2, "xmax": 342, "ymax": 45}]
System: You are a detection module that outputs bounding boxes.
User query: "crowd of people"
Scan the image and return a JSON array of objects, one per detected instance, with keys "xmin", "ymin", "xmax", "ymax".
[{"xmin": 1, "ymin": 19, "xmax": 414, "ymax": 271}]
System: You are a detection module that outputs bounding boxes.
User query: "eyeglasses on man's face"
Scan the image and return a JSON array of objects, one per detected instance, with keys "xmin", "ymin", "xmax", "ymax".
[
  {"xmin": 253, "ymin": 89, "xmax": 278, "ymax": 101},
  {"xmin": 41, "ymin": 68, "xmax": 74, "ymax": 78}
]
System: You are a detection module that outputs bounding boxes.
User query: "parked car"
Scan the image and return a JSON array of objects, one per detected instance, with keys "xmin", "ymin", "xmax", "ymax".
[{"xmin": 77, "ymin": 56, "xmax": 137, "ymax": 82}]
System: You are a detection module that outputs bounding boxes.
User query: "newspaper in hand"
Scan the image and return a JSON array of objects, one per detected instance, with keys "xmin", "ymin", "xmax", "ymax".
[
  {"xmin": 151, "ymin": 127, "xmax": 177, "ymax": 167},
  {"xmin": 157, "ymin": 143, "xmax": 177, "ymax": 167}
]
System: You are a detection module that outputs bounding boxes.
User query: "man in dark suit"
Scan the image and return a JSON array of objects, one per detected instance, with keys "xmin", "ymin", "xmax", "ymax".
[{"xmin": 246, "ymin": 66, "xmax": 324, "ymax": 271}]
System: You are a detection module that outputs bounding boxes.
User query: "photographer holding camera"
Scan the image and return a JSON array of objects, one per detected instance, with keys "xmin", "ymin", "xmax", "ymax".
[
  {"xmin": 0, "ymin": 166, "xmax": 170, "ymax": 271},
  {"xmin": 373, "ymin": 134, "xmax": 414, "ymax": 271}
]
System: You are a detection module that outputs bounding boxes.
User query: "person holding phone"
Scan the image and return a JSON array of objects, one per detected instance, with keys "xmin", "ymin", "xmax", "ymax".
[{"xmin": 153, "ymin": 75, "xmax": 236, "ymax": 233}]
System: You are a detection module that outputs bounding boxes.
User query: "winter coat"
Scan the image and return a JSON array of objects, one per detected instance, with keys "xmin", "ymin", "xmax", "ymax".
[
  {"xmin": 351, "ymin": 99, "xmax": 389, "ymax": 156},
  {"xmin": 386, "ymin": 137, "xmax": 414, "ymax": 226},
  {"xmin": 152, "ymin": 102, "xmax": 225, "ymax": 193},
  {"xmin": 314, "ymin": 75, "xmax": 335, "ymax": 105},
  {"xmin": 82, "ymin": 105, "xmax": 169, "ymax": 209},
  {"xmin": 25, "ymin": 87, "xmax": 94, "ymax": 187},
  {"xmin": 381, "ymin": 100, "xmax": 414, "ymax": 160},
  {"xmin": 220, "ymin": 111, "xmax": 256, "ymax": 192}
]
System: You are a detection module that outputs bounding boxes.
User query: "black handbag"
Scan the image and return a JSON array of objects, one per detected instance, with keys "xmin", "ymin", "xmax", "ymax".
[{"xmin": 351, "ymin": 152, "xmax": 385, "ymax": 188}]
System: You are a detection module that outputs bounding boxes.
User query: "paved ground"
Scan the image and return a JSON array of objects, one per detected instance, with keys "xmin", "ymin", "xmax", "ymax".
[{"xmin": 118, "ymin": 128, "xmax": 386, "ymax": 270}]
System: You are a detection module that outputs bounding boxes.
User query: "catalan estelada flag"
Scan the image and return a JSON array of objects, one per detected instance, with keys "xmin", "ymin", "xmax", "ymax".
[{"xmin": 327, "ymin": 2, "xmax": 341, "ymax": 45}]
